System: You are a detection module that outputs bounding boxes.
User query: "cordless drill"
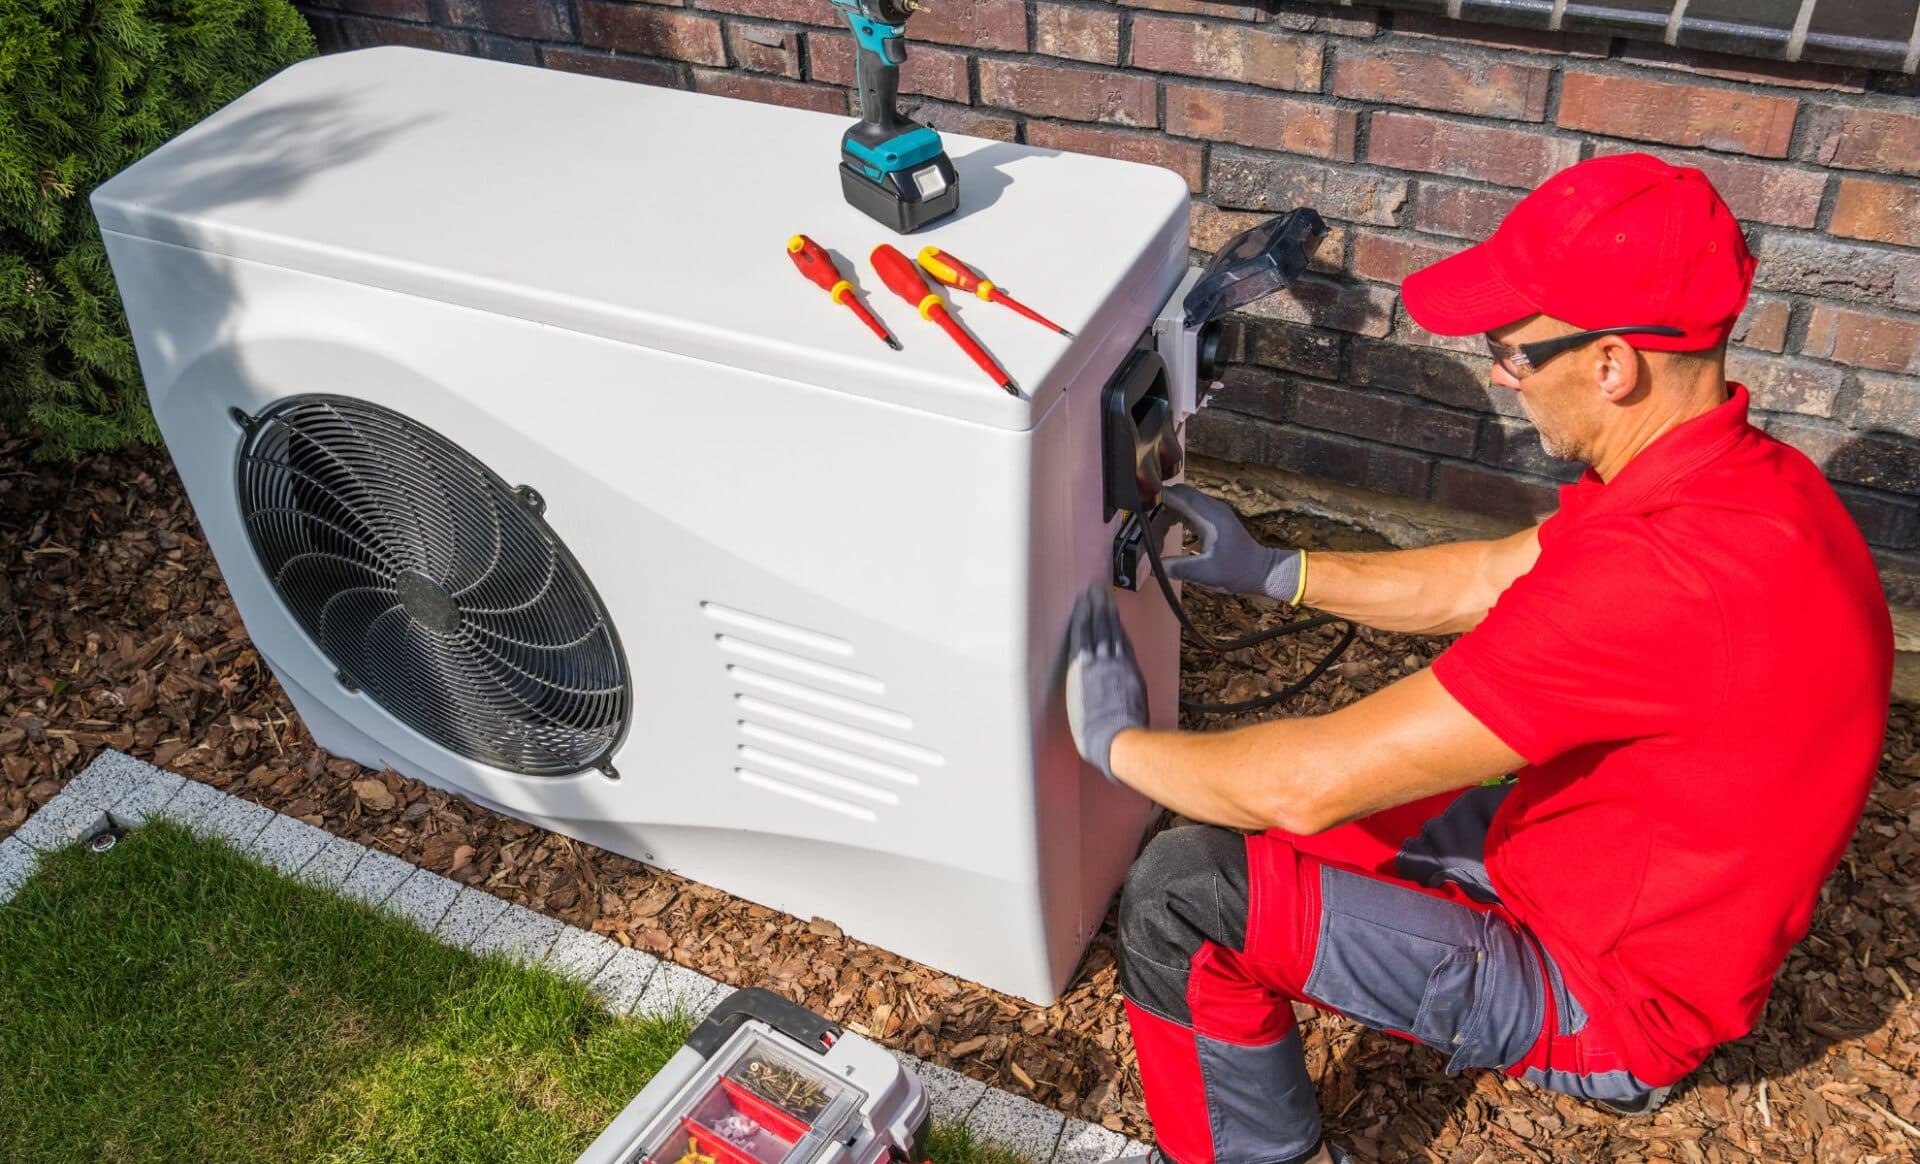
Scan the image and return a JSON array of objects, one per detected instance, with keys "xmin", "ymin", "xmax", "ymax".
[{"xmin": 829, "ymin": 0, "xmax": 959, "ymax": 233}]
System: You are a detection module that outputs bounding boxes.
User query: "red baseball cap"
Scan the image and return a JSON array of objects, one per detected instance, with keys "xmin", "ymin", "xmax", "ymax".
[{"xmin": 1401, "ymin": 153, "xmax": 1755, "ymax": 351}]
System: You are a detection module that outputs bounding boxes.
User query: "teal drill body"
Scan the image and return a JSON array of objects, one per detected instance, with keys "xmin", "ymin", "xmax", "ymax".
[{"xmin": 829, "ymin": 0, "xmax": 959, "ymax": 233}]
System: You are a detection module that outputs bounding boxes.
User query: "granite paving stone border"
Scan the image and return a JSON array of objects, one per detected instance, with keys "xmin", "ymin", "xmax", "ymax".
[{"xmin": 4, "ymin": 751, "xmax": 1148, "ymax": 1164}]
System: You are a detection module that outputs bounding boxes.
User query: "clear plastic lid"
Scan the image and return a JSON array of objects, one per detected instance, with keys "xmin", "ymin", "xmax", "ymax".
[
  {"xmin": 635, "ymin": 1030, "xmax": 866, "ymax": 1164},
  {"xmin": 1181, "ymin": 208, "xmax": 1329, "ymax": 327}
]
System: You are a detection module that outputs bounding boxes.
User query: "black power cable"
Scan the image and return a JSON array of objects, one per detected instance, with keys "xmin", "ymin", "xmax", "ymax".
[{"xmin": 1136, "ymin": 509, "xmax": 1359, "ymax": 714}]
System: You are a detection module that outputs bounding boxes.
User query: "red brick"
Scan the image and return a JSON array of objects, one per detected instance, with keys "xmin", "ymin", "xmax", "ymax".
[
  {"xmin": 337, "ymin": 17, "xmax": 472, "ymax": 51},
  {"xmin": 1291, "ymin": 381, "xmax": 1482, "ymax": 458},
  {"xmin": 726, "ymin": 22, "xmax": 802, "ymax": 78},
  {"xmin": 693, "ymin": 0, "xmax": 836, "ymax": 26},
  {"xmin": 1558, "ymin": 72, "xmax": 1798, "ymax": 158},
  {"xmin": 1618, "ymin": 41, "xmax": 1869, "ymax": 92},
  {"xmin": 809, "ymin": 33, "xmax": 969, "ymax": 103},
  {"xmin": 1803, "ymin": 106, "xmax": 1920, "ymax": 178},
  {"xmin": 1830, "ymin": 178, "xmax": 1920, "ymax": 249},
  {"xmin": 1115, "ymin": 0, "xmax": 1266, "ymax": 18},
  {"xmin": 1730, "ymin": 294, "xmax": 1792, "ymax": 354},
  {"xmin": 1588, "ymin": 142, "xmax": 1824, "ymax": 229},
  {"xmin": 580, "ymin": 3, "xmax": 724, "ymax": 64},
  {"xmin": 1034, "ymin": 3, "xmax": 1120, "ymax": 65},
  {"xmin": 1754, "ymin": 233, "xmax": 1920, "ymax": 313},
  {"xmin": 1333, "ymin": 46, "xmax": 1551, "ymax": 121},
  {"xmin": 1431, "ymin": 462, "xmax": 1559, "ymax": 523},
  {"xmin": 1392, "ymin": 12, "xmax": 1607, "ymax": 56},
  {"xmin": 690, "ymin": 68, "xmax": 846, "ymax": 114},
  {"xmin": 898, "ymin": 98, "xmax": 1019, "ymax": 142},
  {"xmin": 909, "ymin": 0, "xmax": 1026, "ymax": 51},
  {"xmin": 442, "ymin": 0, "xmax": 570, "ymax": 39},
  {"xmin": 1350, "ymin": 338, "xmax": 1515, "ymax": 416},
  {"xmin": 1853, "ymin": 374, "xmax": 1920, "ymax": 437},
  {"xmin": 320, "ymin": 0, "xmax": 429, "ymax": 22},
  {"xmin": 1727, "ymin": 351, "xmax": 1843, "ymax": 418},
  {"xmin": 1210, "ymin": 149, "xmax": 1407, "ymax": 225},
  {"xmin": 1368, "ymin": 112, "xmax": 1580, "ymax": 190},
  {"xmin": 541, "ymin": 46, "xmax": 684, "ymax": 88},
  {"xmin": 1240, "ymin": 272, "xmax": 1395, "ymax": 338},
  {"xmin": 1802, "ymin": 305, "xmax": 1920, "ymax": 375},
  {"xmin": 977, "ymin": 59, "xmax": 1156, "ymax": 127},
  {"xmin": 1165, "ymin": 84, "xmax": 1355, "ymax": 160},
  {"xmin": 1413, "ymin": 181, "xmax": 1524, "ymax": 241},
  {"xmin": 1349, "ymin": 230, "xmax": 1459, "ymax": 286},
  {"xmin": 1129, "ymin": 15, "xmax": 1323, "ymax": 92},
  {"xmin": 1191, "ymin": 202, "xmax": 1345, "ymax": 270},
  {"xmin": 1027, "ymin": 122, "xmax": 1205, "ymax": 191}
]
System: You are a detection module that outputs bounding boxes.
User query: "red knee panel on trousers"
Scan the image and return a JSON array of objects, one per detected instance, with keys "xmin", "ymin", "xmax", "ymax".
[
  {"xmin": 1187, "ymin": 942, "xmax": 1297, "ymax": 1046},
  {"xmin": 1125, "ymin": 999, "xmax": 1217, "ymax": 1164}
]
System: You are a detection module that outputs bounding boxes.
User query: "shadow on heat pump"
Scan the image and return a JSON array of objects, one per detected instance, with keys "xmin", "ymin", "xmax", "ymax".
[{"xmin": 939, "ymin": 140, "xmax": 1059, "ymax": 227}]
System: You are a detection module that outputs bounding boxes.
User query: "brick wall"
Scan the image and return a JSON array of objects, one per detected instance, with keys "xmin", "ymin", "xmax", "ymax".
[{"xmin": 295, "ymin": 1, "xmax": 1920, "ymax": 594}]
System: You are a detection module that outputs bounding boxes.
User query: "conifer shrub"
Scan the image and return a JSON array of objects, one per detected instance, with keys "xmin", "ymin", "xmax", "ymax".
[{"xmin": 1, "ymin": 0, "xmax": 314, "ymax": 458}]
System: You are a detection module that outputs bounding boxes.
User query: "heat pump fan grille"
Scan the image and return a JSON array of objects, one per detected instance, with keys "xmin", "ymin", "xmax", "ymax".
[{"xmin": 236, "ymin": 395, "xmax": 630, "ymax": 777}]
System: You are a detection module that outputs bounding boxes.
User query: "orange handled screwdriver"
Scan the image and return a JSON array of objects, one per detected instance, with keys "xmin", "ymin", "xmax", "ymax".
[
  {"xmin": 871, "ymin": 244, "xmax": 1018, "ymax": 397},
  {"xmin": 916, "ymin": 247, "xmax": 1074, "ymax": 337},
  {"xmin": 788, "ymin": 234, "xmax": 900, "ymax": 350}
]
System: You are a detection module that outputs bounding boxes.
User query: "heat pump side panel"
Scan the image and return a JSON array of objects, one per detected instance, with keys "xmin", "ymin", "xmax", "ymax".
[{"xmin": 103, "ymin": 230, "xmax": 1162, "ymax": 1001}]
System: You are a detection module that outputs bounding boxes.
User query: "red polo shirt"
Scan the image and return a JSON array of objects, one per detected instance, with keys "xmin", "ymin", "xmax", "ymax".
[{"xmin": 1432, "ymin": 383, "xmax": 1893, "ymax": 1085}]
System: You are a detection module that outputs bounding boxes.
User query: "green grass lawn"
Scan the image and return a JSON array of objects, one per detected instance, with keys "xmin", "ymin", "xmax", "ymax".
[{"xmin": 0, "ymin": 822, "xmax": 1033, "ymax": 1164}]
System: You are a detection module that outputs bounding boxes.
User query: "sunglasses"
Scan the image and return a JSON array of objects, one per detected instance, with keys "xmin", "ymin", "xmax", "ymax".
[{"xmin": 1485, "ymin": 326, "xmax": 1687, "ymax": 377}]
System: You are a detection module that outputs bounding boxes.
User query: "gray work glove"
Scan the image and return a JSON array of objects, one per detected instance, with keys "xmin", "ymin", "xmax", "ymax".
[
  {"xmin": 1064, "ymin": 584, "xmax": 1148, "ymax": 786},
  {"xmin": 1159, "ymin": 483, "xmax": 1306, "ymax": 603}
]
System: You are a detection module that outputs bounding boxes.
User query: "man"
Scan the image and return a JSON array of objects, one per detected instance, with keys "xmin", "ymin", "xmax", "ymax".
[{"xmin": 1063, "ymin": 153, "xmax": 1893, "ymax": 1164}]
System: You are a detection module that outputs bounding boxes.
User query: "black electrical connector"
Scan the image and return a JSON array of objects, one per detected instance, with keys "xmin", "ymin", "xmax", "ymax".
[{"xmin": 1135, "ymin": 513, "xmax": 1358, "ymax": 714}]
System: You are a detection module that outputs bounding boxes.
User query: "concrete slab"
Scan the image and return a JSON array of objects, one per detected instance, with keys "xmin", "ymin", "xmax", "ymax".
[
  {"xmin": 109, "ymin": 766, "xmax": 187, "ymax": 827},
  {"xmin": 201, "ymin": 794, "xmax": 276, "ymax": 850},
  {"xmin": 469, "ymin": 902, "xmax": 564, "ymax": 964},
  {"xmin": 894, "ymin": 1053, "xmax": 987, "ymax": 1124},
  {"xmin": 12, "ymin": 793, "xmax": 107, "ymax": 854},
  {"xmin": 339, "ymin": 848, "xmax": 417, "ymax": 908},
  {"xmin": 543, "ymin": 927, "xmax": 621, "ymax": 985},
  {"xmin": 435, "ymin": 886, "xmax": 511, "ymax": 951},
  {"xmin": 632, "ymin": 961, "xmax": 727, "ymax": 1021},
  {"xmin": 1052, "ymin": 1119, "xmax": 1139, "ymax": 1164},
  {"xmin": 967, "ymin": 1087, "xmax": 1067, "ymax": 1163},
  {"xmin": 588, "ymin": 947, "xmax": 660, "ymax": 1014},
  {"xmin": 382, "ymin": 868, "xmax": 464, "ymax": 933},
  {"xmin": 243, "ymin": 814, "xmax": 334, "ymax": 877},
  {"xmin": 0, "ymin": 835, "xmax": 38, "ymax": 906},
  {"xmin": 158, "ymin": 780, "xmax": 230, "ymax": 840},
  {"xmin": 61, "ymin": 751, "xmax": 153, "ymax": 811},
  {"xmin": 297, "ymin": 834, "xmax": 367, "ymax": 891}
]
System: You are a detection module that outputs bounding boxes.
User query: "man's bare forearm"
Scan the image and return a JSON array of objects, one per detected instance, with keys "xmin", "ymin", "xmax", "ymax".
[{"xmin": 1301, "ymin": 525, "xmax": 1541, "ymax": 635}]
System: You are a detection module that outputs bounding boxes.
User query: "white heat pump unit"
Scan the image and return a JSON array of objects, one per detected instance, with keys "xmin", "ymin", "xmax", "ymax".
[{"xmin": 92, "ymin": 47, "xmax": 1320, "ymax": 1003}]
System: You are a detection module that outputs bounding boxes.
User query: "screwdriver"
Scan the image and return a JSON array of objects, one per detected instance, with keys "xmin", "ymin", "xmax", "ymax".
[
  {"xmin": 788, "ymin": 234, "xmax": 900, "ymax": 350},
  {"xmin": 871, "ymin": 244, "xmax": 1018, "ymax": 397},
  {"xmin": 916, "ymin": 247, "xmax": 1074, "ymax": 337}
]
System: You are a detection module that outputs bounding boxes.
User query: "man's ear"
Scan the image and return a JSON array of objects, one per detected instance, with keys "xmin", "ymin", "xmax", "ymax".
[{"xmin": 1591, "ymin": 336, "xmax": 1640, "ymax": 403}]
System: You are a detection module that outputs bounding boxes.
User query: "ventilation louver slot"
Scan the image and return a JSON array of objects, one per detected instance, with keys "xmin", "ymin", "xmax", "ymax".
[
  {"xmin": 704, "ymin": 602, "xmax": 940, "ymax": 820},
  {"xmin": 236, "ymin": 395, "xmax": 630, "ymax": 777}
]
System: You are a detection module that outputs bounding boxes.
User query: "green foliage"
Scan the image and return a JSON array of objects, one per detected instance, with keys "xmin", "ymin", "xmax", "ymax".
[{"xmin": 0, "ymin": 0, "xmax": 314, "ymax": 459}]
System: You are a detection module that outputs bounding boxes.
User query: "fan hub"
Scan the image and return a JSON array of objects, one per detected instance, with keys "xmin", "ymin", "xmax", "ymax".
[{"xmin": 397, "ymin": 570, "xmax": 461, "ymax": 634}]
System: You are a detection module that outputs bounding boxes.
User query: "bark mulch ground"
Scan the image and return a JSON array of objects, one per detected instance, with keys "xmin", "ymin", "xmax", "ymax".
[{"xmin": 3, "ymin": 437, "xmax": 1916, "ymax": 1162}]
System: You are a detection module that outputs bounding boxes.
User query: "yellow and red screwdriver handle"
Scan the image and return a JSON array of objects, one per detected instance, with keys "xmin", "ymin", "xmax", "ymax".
[
  {"xmin": 871, "ymin": 244, "xmax": 1018, "ymax": 397},
  {"xmin": 788, "ymin": 234, "xmax": 901, "ymax": 350},
  {"xmin": 915, "ymin": 247, "xmax": 1074, "ymax": 337}
]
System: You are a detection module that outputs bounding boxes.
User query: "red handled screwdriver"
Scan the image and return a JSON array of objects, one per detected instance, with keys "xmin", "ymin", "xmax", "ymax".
[
  {"xmin": 788, "ymin": 234, "xmax": 900, "ymax": 350},
  {"xmin": 871, "ymin": 244, "xmax": 1018, "ymax": 397},
  {"xmin": 916, "ymin": 247, "xmax": 1074, "ymax": 337}
]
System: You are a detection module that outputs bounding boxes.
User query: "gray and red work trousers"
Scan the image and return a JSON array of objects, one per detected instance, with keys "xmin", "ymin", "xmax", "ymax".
[{"xmin": 1117, "ymin": 785, "xmax": 1670, "ymax": 1164}]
